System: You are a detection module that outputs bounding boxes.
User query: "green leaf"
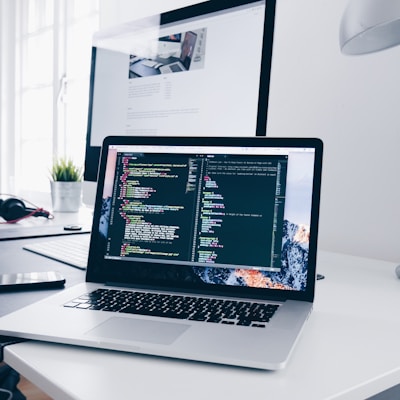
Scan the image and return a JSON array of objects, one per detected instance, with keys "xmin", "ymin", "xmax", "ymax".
[{"xmin": 50, "ymin": 158, "xmax": 83, "ymax": 182}]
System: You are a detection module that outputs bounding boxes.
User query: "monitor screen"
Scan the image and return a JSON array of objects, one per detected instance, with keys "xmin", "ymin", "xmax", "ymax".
[{"xmin": 84, "ymin": 0, "xmax": 277, "ymax": 181}]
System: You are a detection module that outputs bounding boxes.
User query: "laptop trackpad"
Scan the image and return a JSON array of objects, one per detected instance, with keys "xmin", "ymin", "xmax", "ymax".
[{"xmin": 85, "ymin": 317, "xmax": 190, "ymax": 345}]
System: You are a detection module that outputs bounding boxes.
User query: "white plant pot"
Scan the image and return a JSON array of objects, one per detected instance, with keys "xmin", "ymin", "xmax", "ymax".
[{"xmin": 50, "ymin": 181, "xmax": 82, "ymax": 212}]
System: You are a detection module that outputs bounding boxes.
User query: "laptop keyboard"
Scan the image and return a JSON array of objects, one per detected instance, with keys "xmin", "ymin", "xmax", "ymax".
[{"xmin": 64, "ymin": 288, "xmax": 279, "ymax": 328}]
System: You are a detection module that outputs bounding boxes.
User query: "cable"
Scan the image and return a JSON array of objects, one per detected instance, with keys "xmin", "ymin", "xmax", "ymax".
[
  {"xmin": 1, "ymin": 207, "xmax": 51, "ymax": 224},
  {"xmin": 0, "ymin": 194, "xmax": 54, "ymax": 223},
  {"xmin": 0, "ymin": 388, "xmax": 12, "ymax": 400}
]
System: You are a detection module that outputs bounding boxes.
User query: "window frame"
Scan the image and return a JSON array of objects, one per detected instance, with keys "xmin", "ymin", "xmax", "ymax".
[{"xmin": 0, "ymin": 0, "xmax": 99, "ymax": 195}]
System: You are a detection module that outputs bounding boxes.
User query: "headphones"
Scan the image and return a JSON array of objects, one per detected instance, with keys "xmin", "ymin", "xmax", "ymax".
[{"xmin": 0, "ymin": 197, "xmax": 51, "ymax": 223}]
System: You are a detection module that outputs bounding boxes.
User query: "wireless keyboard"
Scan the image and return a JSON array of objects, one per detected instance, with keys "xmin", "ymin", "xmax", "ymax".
[{"xmin": 23, "ymin": 235, "xmax": 90, "ymax": 270}]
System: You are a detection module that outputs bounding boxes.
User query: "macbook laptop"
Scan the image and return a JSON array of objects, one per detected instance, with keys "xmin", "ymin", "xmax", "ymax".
[
  {"xmin": 159, "ymin": 31, "xmax": 197, "ymax": 74},
  {"xmin": 0, "ymin": 136, "xmax": 323, "ymax": 370}
]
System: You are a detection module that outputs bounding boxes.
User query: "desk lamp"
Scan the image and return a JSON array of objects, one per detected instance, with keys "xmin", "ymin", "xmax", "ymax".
[{"xmin": 340, "ymin": 0, "xmax": 400, "ymax": 55}]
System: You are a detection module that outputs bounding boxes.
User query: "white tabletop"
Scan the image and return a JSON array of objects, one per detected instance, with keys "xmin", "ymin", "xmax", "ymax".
[
  {"xmin": 4, "ymin": 250, "xmax": 400, "ymax": 400},
  {"xmin": 0, "ymin": 206, "xmax": 92, "ymax": 240}
]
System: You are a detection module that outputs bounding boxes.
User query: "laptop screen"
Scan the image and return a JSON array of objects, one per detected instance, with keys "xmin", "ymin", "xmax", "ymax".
[{"xmin": 88, "ymin": 137, "xmax": 323, "ymax": 301}]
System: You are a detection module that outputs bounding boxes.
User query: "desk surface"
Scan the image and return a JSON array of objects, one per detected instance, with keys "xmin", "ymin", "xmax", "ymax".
[
  {"xmin": 0, "ymin": 236, "xmax": 88, "ymax": 316},
  {"xmin": 2, "ymin": 243, "xmax": 400, "ymax": 400},
  {"xmin": 0, "ymin": 207, "xmax": 92, "ymax": 241}
]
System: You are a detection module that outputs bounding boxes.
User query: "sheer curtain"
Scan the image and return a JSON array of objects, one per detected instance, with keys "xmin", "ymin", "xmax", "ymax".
[{"xmin": 0, "ymin": 0, "xmax": 99, "ymax": 195}]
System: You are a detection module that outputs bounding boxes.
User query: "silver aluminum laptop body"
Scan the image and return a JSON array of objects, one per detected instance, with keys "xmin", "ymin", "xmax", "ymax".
[{"xmin": 0, "ymin": 136, "xmax": 323, "ymax": 370}]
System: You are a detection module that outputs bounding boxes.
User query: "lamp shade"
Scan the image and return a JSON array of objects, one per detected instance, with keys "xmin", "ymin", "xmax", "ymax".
[{"xmin": 340, "ymin": 0, "xmax": 400, "ymax": 55}]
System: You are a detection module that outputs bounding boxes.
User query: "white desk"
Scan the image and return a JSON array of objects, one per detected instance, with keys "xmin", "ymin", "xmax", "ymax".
[
  {"xmin": 3, "ymin": 251, "xmax": 400, "ymax": 399},
  {"xmin": 0, "ymin": 207, "xmax": 92, "ymax": 240}
]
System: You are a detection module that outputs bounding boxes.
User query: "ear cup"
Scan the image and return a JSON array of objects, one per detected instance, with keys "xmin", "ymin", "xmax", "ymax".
[{"xmin": 0, "ymin": 198, "xmax": 30, "ymax": 221}]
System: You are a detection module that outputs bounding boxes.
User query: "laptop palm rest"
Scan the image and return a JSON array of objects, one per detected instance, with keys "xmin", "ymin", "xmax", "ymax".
[{"xmin": 85, "ymin": 317, "xmax": 190, "ymax": 345}]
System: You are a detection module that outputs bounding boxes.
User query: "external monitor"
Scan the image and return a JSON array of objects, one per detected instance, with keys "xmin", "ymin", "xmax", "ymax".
[{"xmin": 84, "ymin": 0, "xmax": 277, "ymax": 182}]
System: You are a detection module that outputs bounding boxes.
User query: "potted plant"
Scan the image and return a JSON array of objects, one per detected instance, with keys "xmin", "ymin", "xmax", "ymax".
[{"xmin": 50, "ymin": 158, "xmax": 83, "ymax": 212}]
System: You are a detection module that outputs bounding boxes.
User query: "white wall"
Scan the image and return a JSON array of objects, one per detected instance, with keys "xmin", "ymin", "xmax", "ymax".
[
  {"xmin": 99, "ymin": 0, "xmax": 207, "ymax": 30},
  {"xmin": 268, "ymin": 0, "xmax": 400, "ymax": 263},
  {"xmin": 99, "ymin": 0, "xmax": 400, "ymax": 263}
]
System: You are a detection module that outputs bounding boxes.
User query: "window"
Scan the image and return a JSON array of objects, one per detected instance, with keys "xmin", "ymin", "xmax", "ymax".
[{"xmin": 0, "ymin": 0, "xmax": 99, "ymax": 193}]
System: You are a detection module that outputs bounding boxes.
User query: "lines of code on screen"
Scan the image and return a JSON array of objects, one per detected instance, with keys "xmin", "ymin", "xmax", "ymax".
[{"xmin": 105, "ymin": 152, "xmax": 287, "ymax": 272}]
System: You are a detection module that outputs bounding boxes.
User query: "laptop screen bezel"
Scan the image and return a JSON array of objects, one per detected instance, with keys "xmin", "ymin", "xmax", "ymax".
[{"xmin": 87, "ymin": 135, "xmax": 323, "ymax": 303}]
